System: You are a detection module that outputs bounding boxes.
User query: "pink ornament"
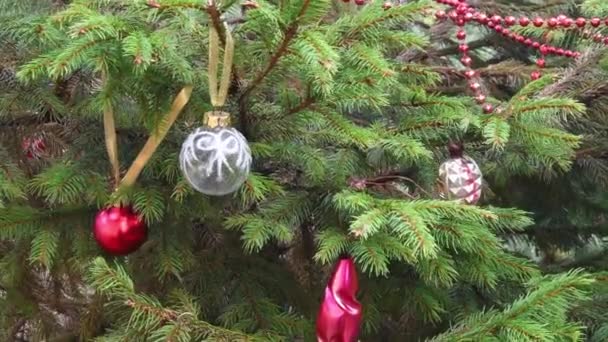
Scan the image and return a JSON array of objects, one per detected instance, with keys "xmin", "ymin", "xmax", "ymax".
[
  {"xmin": 435, "ymin": 10, "xmax": 447, "ymax": 20},
  {"xmin": 531, "ymin": 71, "xmax": 541, "ymax": 80},
  {"xmin": 482, "ymin": 103, "xmax": 494, "ymax": 114},
  {"xmin": 316, "ymin": 257, "xmax": 362, "ymax": 342},
  {"xmin": 504, "ymin": 16, "xmax": 516, "ymax": 26},
  {"xmin": 460, "ymin": 55, "xmax": 472, "ymax": 66},
  {"xmin": 459, "ymin": 44, "xmax": 469, "ymax": 52},
  {"xmin": 562, "ymin": 18, "xmax": 573, "ymax": 27},
  {"xmin": 536, "ymin": 59, "xmax": 545, "ymax": 68},
  {"xmin": 475, "ymin": 93, "xmax": 486, "ymax": 104},
  {"xmin": 533, "ymin": 17, "xmax": 544, "ymax": 27},
  {"xmin": 524, "ymin": 38, "xmax": 533, "ymax": 46},
  {"xmin": 456, "ymin": 30, "xmax": 466, "ymax": 40},
  {"xmin": 469, "ymin": 82, "xmax": 481, "ymax": 91},
  {"xmin": 94, "ymin": 206, "xmax": 148, "ymax": 256},
  {"xmin": 591, "ymin": 18, "xmax": 601, "ymax": 27},
  {"xmin": 491, "ymin": 15, "xmax": 502, "ymax": 24},
  {"xmin": 464, "ymin": 70, "xmax": 476, "ymax": 79},
  {"xmin": 548, "ymin": 17, "xmax": 558, "ymax": 28},
  {"xmin": 439, "ymin": 143, "xmax": 483, "ymax": 204},
  {"xmin": 532, "ymin": 41, "xmax": 541, "ymax": 49},
  {"xmin": 477, "ymin": 13, "xmax": 488, "ymax": 24},
  {"xmin": 575, "ymin": 18, "xmax": 586, "ymax": 27},
  {"xmin": 519, "ymin": 17, "xmax": 530, "ymax": 26}
]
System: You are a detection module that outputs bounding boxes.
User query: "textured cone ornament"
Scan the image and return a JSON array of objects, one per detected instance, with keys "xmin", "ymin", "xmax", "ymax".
[
  {"xmin": 439, "ymin": 142, "xmax": 482, "ymax": 205},
  {"xmin": 180, "ymin": 112, "xmax": 252, "ymax": 196},
  {"xmin": 316, "ymin": 256, "xmax": 362, "ymax": 342},
  {"xmin": 93, "ymin": 206, "xmax": 148, "ymax": 256}
]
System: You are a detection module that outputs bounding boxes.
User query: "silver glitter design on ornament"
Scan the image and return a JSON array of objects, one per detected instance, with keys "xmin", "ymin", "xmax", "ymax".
[
  {"xmin": 439, "ymin": 156, "xmax": 482, "ymax": 205},
  {"xmin": 180, "ymin": 127, "xmax": 252, "ymax": 196}
]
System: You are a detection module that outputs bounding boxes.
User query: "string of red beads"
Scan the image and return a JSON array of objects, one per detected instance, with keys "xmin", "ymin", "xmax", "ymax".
[{"xmin": 434, "ymin": 0, "xmax": 584, "ymax": 113}]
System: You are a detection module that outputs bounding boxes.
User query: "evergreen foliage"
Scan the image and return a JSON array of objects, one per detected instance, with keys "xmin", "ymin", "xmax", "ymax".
[{"xmin": 0, "ymin": 0, "xmax": 606, "ymax": 340}]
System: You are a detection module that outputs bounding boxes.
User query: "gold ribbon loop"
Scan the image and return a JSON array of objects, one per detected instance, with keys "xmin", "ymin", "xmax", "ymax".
[{"xmin": 208, "ymin": 22, "xmax": 234, "ymax": 108}]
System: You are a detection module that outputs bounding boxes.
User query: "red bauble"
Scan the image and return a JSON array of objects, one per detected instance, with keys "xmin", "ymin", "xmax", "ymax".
[
  {"xmin": 524, "ymin": 38, "xmax": 533, "ymax": 46},
  {"xmin": 516, "ymin": 35, "xmax": 525, "ymax": 43},
  {"xmin": 464, "ymin": 12, "xmax": 474, "ymax": 21},
  {"xmin": 533, "ymin": 17, "xmax": 544, "ymax": 27},
  {"xmin": 469, "ymin": 82, "xmax": 481, "ymax": 91},
  {"xmin": 494, "ymin": 25, "xmax": 503, "ymax": 33},
  {"xmin": 317, "ymin": 257, "xmax": 362, "ymax": 342},
  {"xmin": 547, "ymin": 17, "xmax": 558, "ymax": 28},
  {"xmin": 556, "ymin": 48, "xmax": 565, "ymax": 56},
  {"xmin": 475, "ymin": 93, "xmax": 486, "ymax": 104},
  {"xmin": 491, "ymin": 15, "xmax": 502, "ymax": 24},
  {"xmin": 531, "ymin": 71, "xmax": 541, "ymax": 80},
  {"xmin": 456, "ymin": 30, "xmax": 466, "ymax": 40},
  {"xmin": 435, "ymin": 10, "xmax": 447, "ymax": 20},
  {"xmin": 594, "ymin": 33, "xmax": 603, "ymax": 42},
  {"xmin": 477, "ymin": 13, "xmax": 488, "ymax": 24},
  {"xmin": 94, "ymin": 206, "xmax": 148, "ymax": 256},
  {"xmin": 482, "ymin": 103, "xmax": 494, "ymax": 114},
  {"xmin": 460, "ymin": 55, "xmax": 472, "ymax": 66},
  {"xmin": 562, "ymin": 18, "xmax": 573, "ymax": 27},
  {"xmin": 536, "ymin": 59, "xmax": 546, "ymax": 68},
  {"xmin": 464, "ymin": 70, "xmax": 476, "ymax": 79},
  {"xmin": 519, "ymin": 17, "xmax": 530, "ymax": 26},
  {"xmin": 354, "ymin": 0, "xmax": 365, "ymax": 5},
  {"xmin": 591, "ymin": 18, "xmax": 601, "ymax": 27},
  {"xmin": 459, "ymin": 44, "xmax": 469, "ymax": 53},
  {"xmin": 540, "ymin": 44, "xmax": 550, "ymax": 55},
  {"xmin": 504, "ymin": 16, "xmax": 516, "ymax": 26},
  {"xmin": 576, "ymin": 18, "xmax": 586, "ymax": 27},
  {"xmin": 532, "ymin": 41, "xmax": 541, "ymax": 49}
]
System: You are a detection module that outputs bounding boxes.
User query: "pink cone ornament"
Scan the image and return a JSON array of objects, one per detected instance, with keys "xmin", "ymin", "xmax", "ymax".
[
  {"xmin": 438, "ymin": 142, "xmax": 482, "ymax": 204},
  {"xmin": 316, "ymin": 256, "xmax": 362, "ymax": 342}
]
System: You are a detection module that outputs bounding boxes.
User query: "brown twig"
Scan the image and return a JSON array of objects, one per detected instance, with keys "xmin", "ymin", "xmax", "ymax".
[{"xmin": 237, "ymin": 0, "xmax": 312, "ymax": 138}]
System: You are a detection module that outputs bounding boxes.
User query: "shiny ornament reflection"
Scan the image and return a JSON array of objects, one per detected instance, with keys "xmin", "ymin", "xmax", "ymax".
[
  {"xmin": 316, "ymin": 256, "xmax": 362, "ymax": 342},
  {"xmin": 180, "ymin": 126, "xmax": 251, "ymax": 196},
  {"xmin": 439, "ymin": 142, "xmax": 483, "ymax": 205},
  {"xmin": 93, "ymin": 206, "xmax": 148, "ymax": 256}
]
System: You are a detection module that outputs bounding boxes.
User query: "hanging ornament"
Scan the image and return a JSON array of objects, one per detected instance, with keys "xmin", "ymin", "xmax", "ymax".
[
  {"xmin": 94, "ymin": 206, "xmax": 148, "ymax": 256},
  {"xmin": 180, "ymin": 111, "xmax": 251, "ymax": 196},
  {"xmin": 438, "ymin": 142, "xmax": 482, "ymax": 204},
  {"xmin": 179, "ymin": 19, "xmax": 251, "ymax": 196},
  {"xmin": 316, "ymin": 256, "xmax": 362, "ymax": 342}
]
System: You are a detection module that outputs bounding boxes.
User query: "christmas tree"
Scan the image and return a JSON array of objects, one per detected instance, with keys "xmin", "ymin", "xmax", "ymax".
[{"xmin": 1, "ymin": 0, "xmax": 606, "ymax": 340}]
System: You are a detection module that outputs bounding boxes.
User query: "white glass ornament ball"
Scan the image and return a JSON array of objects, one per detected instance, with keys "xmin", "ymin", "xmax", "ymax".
[
  {"xmin": 439, "ymin": 156, "xmax": 482, "ymax": 205},
  {"xmin": 180, "ymin": 126, "xmax": 252, "ymax": 196}
]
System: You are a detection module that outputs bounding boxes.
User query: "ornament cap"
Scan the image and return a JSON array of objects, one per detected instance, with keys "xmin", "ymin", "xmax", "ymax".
[
  {"xmin": 204, "ymin": 111, "xmax": 231, "ymax": 128},
  {"xmin": 447, "ymin": 141, "xmax": 464, "ymax": 158}
]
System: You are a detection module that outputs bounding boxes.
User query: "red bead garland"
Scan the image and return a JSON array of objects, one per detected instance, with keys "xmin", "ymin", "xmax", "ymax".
[{"xmin": 434, "ymin": 0, "xmax": 588, "ymax": 114}]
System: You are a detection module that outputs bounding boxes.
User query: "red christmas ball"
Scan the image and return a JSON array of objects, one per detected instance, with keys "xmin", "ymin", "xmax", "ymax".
[
  {"xmin": 565, "ymin": 50, "xmax": 574, "ymax": 57},
  {"xmin": 464, "ymin": 70, "xmax": 476, "ymax": 79},
  {"xmin": 536, "ymin": 59, "xmax": 546, "ymax": 68},
  {"xmin": 482, "ymin": 103, "xmax": 494, "ymax": 114},
  {"xmin": 477, "ymin": 13, "xmax": 488, "ymax": 24},
  {"xmin": 469, "ymin": 82, "xmax": 481, "ymax": 91},
  {"xmin": 533, "ymin": 17, "xmax": 544, "ymax": 27},
  {"xmin": 504, "ymin": 16, "xmax": 516, "ymax": 26},
  {"xmin": 459, "ymin": 44, "xmax": 469, "ymax": 52},
  {"xmin": 576, "ymin": 18, "xmax": 586, "ymax": 27},
  {"xmin": 548, "ymin": 17, "xmax": 558, "ymax": 28},
  {"xmin": 540, "ymin": 44, "xmax": 550, "ymax": 55},
  {"xmin": 519, "ymin": 17, "xmax": 530, "ymax": 26},
  {"xmin": 532, "ymin": 41, "xmax": 541, "ymax": 49},
  {"xmin": 455, "ymin": 17, "xmax": 466, "ymax": 26},
  {"xmin": 475, "ymin": 93, "xmax": 486, "ymax": 104},
  {"xmin": 464, "ymin": 12, "xmax": 474, "ymax": 21},
  {"xmin": 494, "ymin": 25, "xmax": 503, "ymax": 33},
  {"xmin": 435, "ymin": 10, "xmax": 447, "ymax": 20},
  {"xmin": 448, "ymin": 10, "xmax": 459, "ymax": 20},
  {"xmin": 557, "ymin": 14, "xmax": 567, "ymax": 22},
  {"xmin": 456, "ymin": 5, "xmax": 468, "ymax": 15},
  {"xmin": 531, "ymin": 71, "xmax": 541, "ymax": 80},
  {"xmin": 524, "ymin": 38, "xmax": 533, "ymax": 46},
  {"xmin": 460, "ymin": 55, "xmax": 472, "ymax": 66},
  {"xmin": 94, "ymin": 206, "xmax": 148, "ymax": 256},
  {"xmin": 516, "ymin": 35, "xmax": 525, "ymax": 43},
  {"xmin": 556, "ymin": 48, "xmax": 565, "ymax": 56},
  {"xmin": 491, "ymin": 15, "xmax": 502, "ymax": 24},
  {"xmin": 591, "ymin": 18, "xmax": 601, "ymax": 27},
  {"xmin": 487, "ymin": 21, "xmax": 496, "ymax": 28},
  {"xmin": 594, "ymin": 33, "xmax": 603, "ymax": 42},
  {"xmin": 456, "ymin": 30, "xmax": 466, "ymax": 40},
  {"xmin": 562, "ymin": 18, "xmax": 573, "ymax": 27},
  {"xmin": 354, "ymin": 0, "xmax": 365, "ymax": 5}
]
